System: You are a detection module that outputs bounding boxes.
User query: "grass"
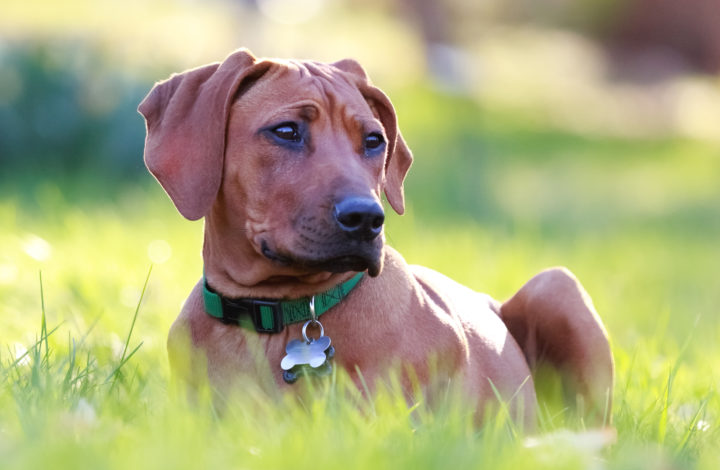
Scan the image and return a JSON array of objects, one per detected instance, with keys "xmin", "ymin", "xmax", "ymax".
[{"xmin": 2, "ymin": 87, "xmax": 720, "ymax": 469}]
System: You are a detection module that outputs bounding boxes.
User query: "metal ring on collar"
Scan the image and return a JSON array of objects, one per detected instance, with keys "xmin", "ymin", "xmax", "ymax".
[{"xmin": 302, "ymin": 318, "xmax": 324, "ymax": 344}]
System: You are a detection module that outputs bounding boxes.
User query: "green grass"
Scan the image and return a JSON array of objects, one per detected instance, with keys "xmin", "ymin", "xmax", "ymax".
[{"xmin": 2, "ymin": 88, "xmax": 720, "ymax": 469}]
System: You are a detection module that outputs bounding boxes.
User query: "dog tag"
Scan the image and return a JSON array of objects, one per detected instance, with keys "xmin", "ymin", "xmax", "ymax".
[
  {"xmin": 281, "ymin": 299, "xmax": 336, "ymax": 384},
  {"xmin": 281, "ymin": 336, "xmax": 332, "ymax": 370}
]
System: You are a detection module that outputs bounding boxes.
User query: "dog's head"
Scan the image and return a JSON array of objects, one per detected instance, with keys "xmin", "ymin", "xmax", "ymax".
[{"xmin": 139, "ymin": 49, "xmax": 412, "ymax": 278}]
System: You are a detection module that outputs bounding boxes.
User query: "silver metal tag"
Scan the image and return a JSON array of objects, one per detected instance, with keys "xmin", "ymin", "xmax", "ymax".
[
  {"xmin": 281, "ymin": 296, "xmax": 337, "ymax": 383},
  {"xmin": 280, "ymin": 335, "xmax": 331, "ymax": 370}
]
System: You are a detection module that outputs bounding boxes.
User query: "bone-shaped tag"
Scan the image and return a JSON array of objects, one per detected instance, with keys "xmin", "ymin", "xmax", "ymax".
[{"xmin": 280, "ymin": 336, "xmax": 332, "ymax": 370}]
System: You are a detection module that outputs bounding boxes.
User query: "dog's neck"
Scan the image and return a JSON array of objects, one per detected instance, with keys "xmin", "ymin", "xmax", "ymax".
[{"xmin": 202, "ymin": 211, "xmax": 359, "ymax": 300}]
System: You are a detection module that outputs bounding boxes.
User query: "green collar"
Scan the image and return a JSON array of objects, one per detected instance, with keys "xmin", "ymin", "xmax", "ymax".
[{"xmin": 203, "ymin": 272, "xmax": 364, "ymax": 333}]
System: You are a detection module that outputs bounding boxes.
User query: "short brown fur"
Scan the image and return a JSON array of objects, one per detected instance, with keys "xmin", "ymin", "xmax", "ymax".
[{"xmin": 140, "ymin": 49, "xmax": 614, "ymax": 425}]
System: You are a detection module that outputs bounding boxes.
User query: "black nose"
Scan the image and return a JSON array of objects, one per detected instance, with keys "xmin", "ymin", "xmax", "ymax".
[{"xmin": 333, "ymin": 196, "xmax": 385, "ymax": 241}]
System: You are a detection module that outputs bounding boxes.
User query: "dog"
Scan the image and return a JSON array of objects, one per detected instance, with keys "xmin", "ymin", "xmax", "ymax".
[{"xmin": 139, "ymin": 48, "xmax": 613, "ymax": 425}]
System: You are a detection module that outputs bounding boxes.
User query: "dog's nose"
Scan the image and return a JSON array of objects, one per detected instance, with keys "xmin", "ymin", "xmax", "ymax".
[{"xmin": 333, "ymin": 196, "xmax": 385, "ymax": 241}]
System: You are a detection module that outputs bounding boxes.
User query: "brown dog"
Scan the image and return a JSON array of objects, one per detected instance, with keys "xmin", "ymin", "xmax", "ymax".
[{"xmin": 139, "ymin": 49, "xmax": 613, "ymax": 424}]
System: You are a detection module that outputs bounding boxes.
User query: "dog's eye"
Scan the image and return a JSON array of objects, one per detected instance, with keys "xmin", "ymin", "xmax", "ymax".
[
  {"xmin": 364, "ymin": 133, "xmax": 385, "ymax": 151},
  {"xmin": 271, "ymin": 123, "xmax": 302, "ymax": 143}
]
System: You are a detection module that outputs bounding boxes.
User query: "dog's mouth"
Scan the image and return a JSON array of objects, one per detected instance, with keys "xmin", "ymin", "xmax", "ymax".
[
  {"xmin": 261, "ymin": 240, "xmax": 382, "ymax": 277},
  {"xmin": 305, "ymin": 255, "xmax": 381, "ymax": 277}
]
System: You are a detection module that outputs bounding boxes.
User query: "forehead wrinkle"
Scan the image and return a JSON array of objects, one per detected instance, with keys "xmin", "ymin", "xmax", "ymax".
[
  {"xmin": 261, "ymin": 100, "xmax": 321, "ymax": 123},
  {"xmin": 266, "ymin": 61, "xmax": 380, "ymax": 137},
  {"xmin": 265, "ymin": 61, "xmax": 336, "ymax": 115},
  {"xmin": 298, "ymin": 61, "xmax": 368, "ymax": 108}
]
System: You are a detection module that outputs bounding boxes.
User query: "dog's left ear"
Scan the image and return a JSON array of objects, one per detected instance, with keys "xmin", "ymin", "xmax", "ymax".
[{"xmin": 333, "ymin": 59, "xmax": 413, "ymax": 215}]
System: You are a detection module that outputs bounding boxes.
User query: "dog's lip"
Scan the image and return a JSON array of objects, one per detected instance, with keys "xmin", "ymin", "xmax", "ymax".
[
  {"xmin": 260, "ymin": 240, "xmax": 381, "ymax": 276},
  {"xmin": 299, "ymin": 255, "xmax": 381, "ymax": 278},
  {"xmin": 307, "ymin": 255, "xmax": 374, "ymax": 273},
  {"xmin": 261, "ymin": 240, "xmax": 292, "ymax": 265}
]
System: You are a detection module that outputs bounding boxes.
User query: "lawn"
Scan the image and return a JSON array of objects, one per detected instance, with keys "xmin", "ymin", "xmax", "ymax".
[{"xmin": 1, "ymin": 85, "xmax": 719, "ymax": 469}]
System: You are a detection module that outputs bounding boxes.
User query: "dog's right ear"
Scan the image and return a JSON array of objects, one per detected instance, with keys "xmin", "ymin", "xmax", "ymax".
[{"xmin": 138, "ymin": 49, "xmax": 269, "ymax": 220}]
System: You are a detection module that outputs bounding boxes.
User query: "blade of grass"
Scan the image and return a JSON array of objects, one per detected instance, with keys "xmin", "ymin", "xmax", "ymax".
[
  {"xmin": 108, "ymin": 264, "xmax": 152, "ymax": 390},
  {"xmin": 354, "ymin": 365, "xmax": 376, "ymax": 418},
  {"xmin": 675, "ymin": 395, "xmax": 710, "ymax": 457},
  {"xmin": 62, "ymin": 334, "xmax": 77, "ymax": 394},
  {"xmin": 487, "ymin": 378, "xmax": 520, "ymax": 439},
  {"xmin": 1, "ymin": 324, "xmax": 62, "ymax": 382},
  {"xmin": 106, "ymin": 342, "xmax": 144, "ymax": 386},
  {"xmin": 657, "ymin": 368, "xmax": 675, "ymax": 445},
  {"xmin": 657, "ymin": 316, "xmax": 699, "ymax": 444},
  {"xmin": 39, "ymin": 271, "xmax": 49, "ymax": 366}
]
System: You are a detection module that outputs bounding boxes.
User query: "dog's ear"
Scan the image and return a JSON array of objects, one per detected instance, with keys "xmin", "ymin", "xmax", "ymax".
[
  {"xmin": 365, "ymin": 88, "xmax": 413, "ymax": 215},
  {"xmin": 333, "ymin": 59, "xmax": 413, "ymax": 215},
  {"xmin": 138, "ymin": 49, "xmax": 269, "ymax": 220},
  {"xmin": 332, "ymin": 58, "xmax": 369, "ymax": 81}
]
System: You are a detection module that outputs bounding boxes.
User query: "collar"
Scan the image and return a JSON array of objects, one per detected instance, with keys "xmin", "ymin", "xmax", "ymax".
[{"xmin": 203, "ymin": 272, "xmax": 364, "ymax": 333}]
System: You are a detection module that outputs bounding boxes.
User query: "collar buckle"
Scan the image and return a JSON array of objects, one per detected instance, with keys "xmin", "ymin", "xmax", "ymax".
[
  {"xmin": 218, "ymin": 297, "xmax": 284, "ymax": 333},
  {"xmin": 248, "ymin": 300, "xmax": 284, "ymax": 333}
]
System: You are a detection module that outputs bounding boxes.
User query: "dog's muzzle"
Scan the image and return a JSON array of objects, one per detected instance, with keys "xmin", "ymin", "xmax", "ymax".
[{"xmin": 260, "ymin": 196, "xmax": 386, "ymax": 277}]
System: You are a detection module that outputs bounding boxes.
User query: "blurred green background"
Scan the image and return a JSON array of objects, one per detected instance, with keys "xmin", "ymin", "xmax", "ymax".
[
  {"xmin": 2, "ymin": 0, "xmax": 719, "ymax": 339},
  {"xmin": 2, "ymin": 0, "xmax": 720, "ymax": 467}
]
